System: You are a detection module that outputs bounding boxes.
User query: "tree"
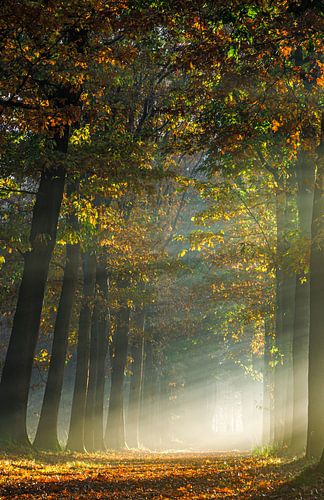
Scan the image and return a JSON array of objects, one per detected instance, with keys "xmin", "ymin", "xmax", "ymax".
[
  {"xmin": 34, "ymin": 181, "xmax": 80, "ymax": 451},
  {"xmin": 307, "ymin": 113, "xmax": 324, "ymax": 458},
  {"xmin": 0, "ymin": 0, "xmax": 165, "ymax": 447}
]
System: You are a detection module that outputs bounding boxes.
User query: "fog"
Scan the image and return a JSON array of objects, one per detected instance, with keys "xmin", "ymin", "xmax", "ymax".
[{"xmin": 23, "ymin": 329, "xmax": 268, "ymax": 452}]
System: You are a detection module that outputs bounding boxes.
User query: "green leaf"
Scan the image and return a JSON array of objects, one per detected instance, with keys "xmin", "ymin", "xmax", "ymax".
[
  {"xmin": 247, "ymin": 6, "xmax": 258, "ymax": 18},
  {"xmin": 227, "ymin": 46, "xmax": 237, "ymax": 59}
]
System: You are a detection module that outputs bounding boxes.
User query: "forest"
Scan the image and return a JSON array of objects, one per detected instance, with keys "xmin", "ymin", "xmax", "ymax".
[{"xmin": 0, "ymin": 0, "xmax": 323, "ymax": 498}]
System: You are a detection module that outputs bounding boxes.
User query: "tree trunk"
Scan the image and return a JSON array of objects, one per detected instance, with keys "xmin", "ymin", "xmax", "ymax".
[
  {"xmin": 281, "ymin": 273, "xmax": 296, "ymax": 448},
  {"xmin": 291, "ymin": 152, "xmax": 315, "ymax": 454},
  {"xmin": 34, "ymin": 180, "xmax": 80, "ymax": 451},
  {"xmin": 105, "ymin": 305, "xmax": 130, "ymax": 450},
  {"xmin": 273, "ymin": 188, "xmax": 296, "ymax": 448},
  {"xmin": 319, "ymin": 448, "xmax": 324, "ymax": 471},
  {"xmin": 84, "ymin": 305, "xmax": 99, "ymax": 452},
  {"xmin": 273, "ymin": 191, "xmax": 287, "ymax": 447},
  {"xmin": 262, "ymin": 317, "xmax": 273, "ymax": 446},
  {"xmin": 34, "ymin": 242, "xmax": 80, "ymax": 450},
  {"xmin": 157, "ymin": 366, "xmax": 170, "ymax": 449},
  {"xmin": 141, "ymin": 339, "xmax": 158, "ymax": 449},
  {"xmin": 127, "ymin": 310, "xmax": 144, "ymax": 449},
  {"xmin": 93, "ymin": 259, "xmax": 110, "ymax": 451},
  {"xmin": 66, "ymin": 252, "xmax": 96, "ymax": 452},
  {"xmin": 307, "ymin": 114, "xmax": 324, "ymax": 458},
  {"xmin": 84, "ymin": 261, "xmax": 110, "ymax": 452},
  {"xmin": 0, "ymin": 130, "xmax": 68, "ymax": 446},
  {"xmin": 241, "ymin": 374, "xmax": 257, "ymax": 448},
  {"xmin": 291, "ymin": 276, "xmax": 309, "ymax": 453}
]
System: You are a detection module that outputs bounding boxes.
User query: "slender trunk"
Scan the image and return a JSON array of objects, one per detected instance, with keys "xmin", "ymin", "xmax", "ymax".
[
  {"xmin": 154, "ymin": 369, "xmax": 163, "ymax": 450},
  {"xmin": 282, "ymin": 273, "xmax": 296, "ymax": 447},
  {"xmin": 84, "ymin": 304, "xmax": 99, "ymax": 452},
  {"xmin": 291, "ymin": 277, "xmax": 309, "ymax": 453},
  {"xmin": 282, "ymin": 184, "xmax": 297, "ymax": 448},
  {"xmin": 262, "ymin": 317, "xmax": 273, "ymax": 446},
  {"xmin": 34, "ymin": 243, "xmax": 80, "ymax": 450},
  {"xmin": 141, "ymin": 339, "xmax": 157, "ymax": 449},
  {"xmin": 0, "ymin": 130, "xmax": 68, "ymax": 446},
  {"xmin": 93, "ymin": 259, "xmax": 110, "ymax": 451},
  {"xmin": 83, "ymin": 194, "xmax": 111, "ymax": 451},
  {"xmin": 320, "ymin": 448, "xmax": 324, "ymax": 471},
  {"xmin": 127, "ymin": 311, "xmax": 144, "ymax": 449},
  {"xmin": 84, "ymin": 261, "xmax": 110, "ymax": 452},
  {"xmin": 291, "ymin": 153, "xmax": 315, "ymax": 454},
  {"xmin": 273, "ymin": 191, "xmax": 286, "ymax": 447},
  {"xmin": 307, "ymin": 115, "xmax": 324, "ymax": 458},
  {"xmin": 66, "ymin": 252, "xmax": 96, "ymax": 452},
  {"xmin": 34, "ymin": 181, "xmax": 80, "ymax": 451},
  {"xmin": 105, "ymin": 305, "xmax": 130, "ymax": 449},
  {"xmin": 273, "ymin": 188, "xmax": 296, "ymax": 447},
  {"xmin": 158, "ymin": 367, "xmax": 170, "ymax": 449}
]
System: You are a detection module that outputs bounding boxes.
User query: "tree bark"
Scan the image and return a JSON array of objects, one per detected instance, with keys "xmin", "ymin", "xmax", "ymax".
[
  {"xmin": 127, "ymin": 310, "xmax": 144, "ymax": 449},
  {"xmin": 93, "ymin": 259, "xmax": 110, "ymax": 451},
  {"xmin": 273, "ymin": 191, "xmax": 287, "ymax": 447},
  {"xmin": 84, "ymin": 304, "xmax": 99, "ymax": 452},
  {"xmin": 105, "ymin": 305, "xmax": 130, "ymax": 450},
  {"xmin": 34, "ymin": 180, "xmax": 80, "ymax": 451},
  {"xmin": 0, "ymin": 130, "xmax": 68, "ymax": 446},
  {"xmin": 273, "ymin": 188, "xmax": 296, "ymax": 448},
  {"xmin": 34, "ymin": 242, "xmax": 80, "ymax": 450},
  {"xmin": 141, "ymin": 338, "xmax": 158, "ymax": 449},
  {"xmin": 262, "ymin": 317, "xmax": 273, "ymax": 447},
  {"xmin": 307, "ymin": 114, "xmax": 324, "ymax": 458},
  {"xmin": 290, "ymin": 152, "xmax": 315, "ymax": 454},
  {"xmin": 84, "ymin": 260, "xmax": 110, "ymax": 452},
  {"xmin": 66, "ymin": 252, "xmax": 96, "ymax": 452},
  {"xmin": 281, "ymin": 273, "xmax": 296, "ymax": 448},
  {"xmin": 157, "ymin": 366, "xmax": 170, "ymax": 449}
]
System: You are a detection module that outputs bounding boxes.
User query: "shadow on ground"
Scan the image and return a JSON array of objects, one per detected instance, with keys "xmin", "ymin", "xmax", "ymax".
[{"xmin": 255, "ymin": 463, "xmax": 324, "ymax": 499}]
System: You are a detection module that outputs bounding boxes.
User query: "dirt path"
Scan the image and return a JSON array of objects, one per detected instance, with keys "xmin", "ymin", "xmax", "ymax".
[{"xmin": 0, "ymin": 451, "xmax": 322, "ymax": 498}]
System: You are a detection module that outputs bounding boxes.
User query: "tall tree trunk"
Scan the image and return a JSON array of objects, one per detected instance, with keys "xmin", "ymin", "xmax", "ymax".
[
  {"xmin": 283, "ymin": 183, "xmax": 297, "ymax": 448},
  {"xmin": 83, "ymin": 194, "xmax": 111, "ymax": 451},
  {"xmin": 262, "ymin": 317, "xmax": 273, "ymax": 446},
  {"xmin": 34, "ymin": 243, "xmax": 80, "ymax": 450},
  {"xmin": 93, "ymin": 258, "xmax": 110, "ymax": 451},
  {"xmin": 273, "ymin": 191, "xmax": 287, "ymax": 447},
  {"xmin": 34, "ymin": 180, "xmax": 80, "ymax": 451},
  {"xmin": 127, "ymin": 310, "xmax": 144, "ymax": 449},
  {"xmin": 105, "ymin": 304, "xmax": 130, "ymax": 449},
  {"xmin": 307, "ymin": 114, "xmax": 324, "ymax": 458},
  {"xmin": 157, "ymin": 366, "xmax": 170, "ymax": 449},
  {"xmin": 291, "ymin": 152, "xmax": 315, "ymax": 454},
  {"xmin": 84, "ymin": 259, "xmax": 110, "ymax": 452},
  {"xmin": 273, "ymin": 188, "xmax": 296, "ymax": 448},
  {"xmin": 281, "ymin": 273, "xmax": 296, "ymax": 447},
  {"xmin": 241, "ymin": 374, "xmax": 257, "ymax": 448},
  {"xmin": 0, "ymin": 130, "xmax": 68, "ymax": 446},
  {"xmin": 84, "ymin": 304, "xmax": 99, "ymax": 452},
  {"xmin": 141, "ymin": 338, "xmax": 158, "ymax": 449},
  {"xmin": 66, "ymin": 252, "xmax": 96, "ymax": 452}
]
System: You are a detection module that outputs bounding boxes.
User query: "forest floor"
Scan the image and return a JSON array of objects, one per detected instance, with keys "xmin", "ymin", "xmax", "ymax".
[{"xmin": 0, "ymin": 450, "xmax": 323, "ymax": 499}]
